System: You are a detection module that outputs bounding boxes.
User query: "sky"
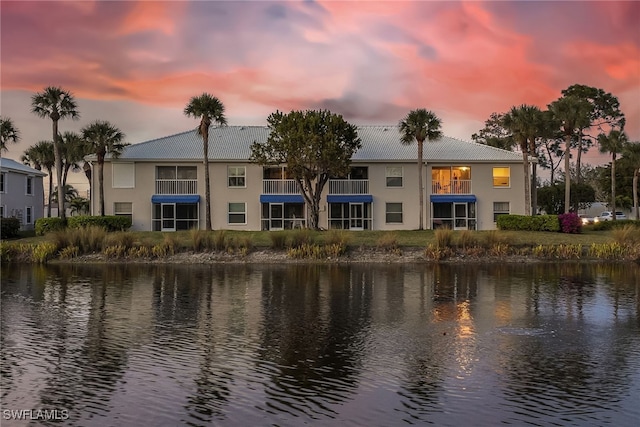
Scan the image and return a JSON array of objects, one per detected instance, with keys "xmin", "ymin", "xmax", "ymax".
[{"xmin": 1, "ymin": 0, "xmax": 639, "ymax": 190}]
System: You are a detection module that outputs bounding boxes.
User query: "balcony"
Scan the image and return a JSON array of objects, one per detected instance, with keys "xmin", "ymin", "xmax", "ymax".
[
  {"xmin": 432, "ymin": 179, "xmax": 472, "ymax": 195},
  {"xmin": 329, "ymin": 179, "xmax": 369, "ymax": 194},
  {"xmin": 262, "ymin": 179, "xmax": 300, "ymax": 194},
  {"xmin": 155, "ymin": 179, "xmax": 198, "ymax": 194}
]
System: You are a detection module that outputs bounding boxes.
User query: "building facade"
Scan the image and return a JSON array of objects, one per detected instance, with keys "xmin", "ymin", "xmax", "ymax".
[
  {"xmin": 0, "ymin": 158, "xmax": 46, "ymax": 230},
  {"xmin": 94, "ymin": 126, "xmax": 527, "ymax": 231}
]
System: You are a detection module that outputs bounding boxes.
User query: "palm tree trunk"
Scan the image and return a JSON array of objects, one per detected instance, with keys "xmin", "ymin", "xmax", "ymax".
[
  {"xmin": 53, "ymin": 120, "xmax": 66, "ymax": 220},
  {"xmin": 564, "ymin": 135, "xmax": 571, "ymax": 213},
  {"xmin": 47, "ymin": 170, "xmax": 53, "ymax": 217},
  {"xmin": 203, "ymin": 129, "xmax": 212, "ymax": 231},
  {"xmin": 531, "ymin": 162, "xmax": 537, "ymax": 215},
  {"xmin": 575, "ymin": 129, "xmax": 583, "ymax": 184},
  {"xmin": 611, "ymin": 154, "xmax": 616, "ymax": 220},
  {"xmin": 633, "ymin": 168, "xmax": 639, "ymax": 220},
  {"xmin": 522, "ymin": 151, "xmax": 531, "ymax": 216},
  {"xmin": 98, "ymin": 161, "xmax": 105, "ymax": 216},
  {"xmin": 418, "ymin": 139, "xmax": 424, "ymax": 230}
]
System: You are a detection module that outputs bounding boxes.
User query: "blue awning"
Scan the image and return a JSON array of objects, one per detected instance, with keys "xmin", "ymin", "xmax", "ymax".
[
  {"xmin": 430, "ymin": 195, "xmax": 477, "ymax": 203},
  {"xmin": 152, "ymin": 195, "xmax": 200, "ymax": 204},
  {"xmin": 327, "ymin": 195, "xmax": 373, "ymax": 203},
  {"xmin": 260, "ymin": 194, "xmax": 305, "ymax": 203}
]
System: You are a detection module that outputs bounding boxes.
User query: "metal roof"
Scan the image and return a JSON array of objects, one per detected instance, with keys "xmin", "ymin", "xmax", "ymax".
[
  {"xmin": 0, "ymin": 158, "xmax": 48, "ymax": 176},
  {"xmin": 113, "ymin": 125, "xmax": 523, "ymax": 163}
]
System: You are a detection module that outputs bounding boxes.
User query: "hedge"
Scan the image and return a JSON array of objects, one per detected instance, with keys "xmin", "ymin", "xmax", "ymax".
[
  {"xmin": 35, "ymin": 217, "xmax": 67, "ymax": 236},
  {"xmin": 67, "ymin": 215, "xmax": 132, "ymax": 231},
  {"xmin": 1, "ymin": 217, "xmax": 21, "ymax": 239},
  {"xmin": 592, "ymin": 219, "xmax": 640, "ymax": 231},
  {"xmin": 497, "ymin": 214, "xmax": 560, "ymax": 232}
]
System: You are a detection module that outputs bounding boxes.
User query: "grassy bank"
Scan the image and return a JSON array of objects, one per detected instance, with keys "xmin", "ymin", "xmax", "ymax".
[{"xmin": 2, "ymin": 225, "xmax": 640, "ymax": 264}]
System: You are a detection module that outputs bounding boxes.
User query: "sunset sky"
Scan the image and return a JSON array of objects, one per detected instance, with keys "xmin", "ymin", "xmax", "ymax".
[{"xmin": 1, "ymin": 0, "xmax": 639, "ymax": 186}]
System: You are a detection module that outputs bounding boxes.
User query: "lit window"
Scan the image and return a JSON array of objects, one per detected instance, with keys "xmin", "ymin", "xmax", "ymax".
[
  {"xmin": 386, "ymin": 203, "xmax": 403, "ymax": 223},
  {"xmin": 493, "ymin": 167, "xmax": 510, "ymax": 187},
  {"xmin": 493, "ymin": 202, "xmax": 510, "ymax": 222},
  {"xmin": 228, "ymin": 166, "xmax": 246, "ymax": 187},
  {"xmin": 228, "ymin": 202, "xmax": 247, "ymax": 224},
  {"xmin": 386, "ymin": 167, "xmax": 403, "ymax": 187}
]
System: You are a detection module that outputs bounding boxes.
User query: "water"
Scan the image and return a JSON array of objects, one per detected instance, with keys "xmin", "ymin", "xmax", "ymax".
[{"xmin": 1, "ymin": 263, "xmax": 639, "ymax": 426}]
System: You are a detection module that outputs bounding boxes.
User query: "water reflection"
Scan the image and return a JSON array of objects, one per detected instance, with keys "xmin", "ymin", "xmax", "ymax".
[{"xmin": 1, "ymin": 262, "xmax": 639, "ymax": 426}]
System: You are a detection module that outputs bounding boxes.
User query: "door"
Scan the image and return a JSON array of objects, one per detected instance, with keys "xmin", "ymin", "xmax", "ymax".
[
  {"xmin": 161, "ymin": 203, "xmax": 176, "ymax": 231},
  {"xmin": 349, "ymin": 203, "xmax": 364, "ymax": 230},
  {"xmin": 454, "ymin": 203, "xmax": 467, "ymax": 230},
  {"xmin": 270, "ymin": 203, "xmax": 284, "ymax": 230}
]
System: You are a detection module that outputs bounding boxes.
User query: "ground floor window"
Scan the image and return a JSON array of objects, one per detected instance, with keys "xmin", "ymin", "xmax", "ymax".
[
  {"xmin": 261, "ymin": 203, "xmax": 305, "ymax": 230},
  {"xmin": 114, "ymin": 202, "xmax": 133, "ymax": 223},
  {"xmin": 152, "ymin": 203, "xmax": 199, "ymax": 231},
  {"xmin": 385, "ymin": 203, "xmax": 403, "ymax": 224},
  {"xmin": 493, "ymin": 202, "xmax": 510, "ymax": 222},
  {"xmin": 25, "ymin": 206, "xmax": 33, "ymax": 224},
  {"xmin": 329, "ymin": 202, "xmax": 372, "ymax": 230},
  {"xmin": 228, "ymin": 202, "xmax": 247, "ymax": 224},
  {"xmin": 432, "ymin": 202, "xmax": 476, "ymax": 230}
]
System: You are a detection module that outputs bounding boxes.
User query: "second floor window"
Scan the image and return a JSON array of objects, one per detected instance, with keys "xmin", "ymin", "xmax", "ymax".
[
  {"xmin": 228, "ymin": 166, "xmax": 246, "ymax": 187},
  {"xmin": 0, "ymin": 173, "xmax": 5, "ymax": 193},
  {"xmin": 26, "ymin": 176, "xmax": 33, "ymax": 195},
  {"xmin": 386, "ymin": 167, "xmax": 403, "ymax": 187},
  {"xmin": 493, "ymin": 167, "xmax": 510, "ymax": 187},
  {"xmin": 157, "ymin": 166, "xmax": 197, "ymax": 180}
]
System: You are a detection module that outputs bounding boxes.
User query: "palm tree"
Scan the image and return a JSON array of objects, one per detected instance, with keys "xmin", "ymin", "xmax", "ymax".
[
  {"xmin": 82, "ymin": 121, "xmax": 127, "ymax": 216},
  {"xmin": 61, "ymin": 131, "xmax": 89, "ymax": 189},
  {"xmin": 399, "ymin": 109, "xmax": 442, "ymax": 230},
  {"xmin": 22, "ymin": 141, "xmax": 55, "ymax": 217},
  {"xmin": 503, "ymin": 105, "xmax": 543, "ymax": 215},
  {"xmin": 0, "ymin": 116, "xmax": 20, "ymax": 158},
  {"xmin": 184, "ymin": 94, "xmax": 227, "ymax": 230},
  {"xmin": 598, "ymin": 130, "xmax": 629, "ymax": 220},
  {"xmin": 51, "ymin": 184, "xmax": 79, "ymax": 204},
  {"xmin": 69, "ymin": 196, "xmax": 90, "ymax": 216},
  {"xmin": 548, "ymin": 96, "xmax": 591, "ymax": 213},
  {"xmin": 31, "ymin": 86, "xmax": 79, "ymax": 220},
  {"xmin": 622, "ymin": 142, "xmax": 640, "ymax": 220}
]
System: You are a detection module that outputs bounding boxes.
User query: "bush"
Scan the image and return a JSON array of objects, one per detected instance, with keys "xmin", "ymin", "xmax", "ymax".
[
  {"xmin": 325, "ymin": 229, "xmax": 351, "ymax": 247},
  {"xmin": 497, "ymin": 214, "xmax": 560, "ymax": 232},
  {"xmin": 67, "ymin": 215, "xmax": 131, "ymax": 231},
  {"xmin": 592, "ymin": 219, "xmax": 640, "ymax": 231},
  {"xmin": 434, "ymin": 228, "xmax": 453, "ymax": 248},
  {"xmin": 288, "ymin": 229, "xmax": 314, "ymax": 248},
  {"xmin": 611, "ymin": 224, "xmax": 640, "ymax": 247},
  {"xmin": 190, "ymin": 229, "xmax": 213, "ymax": 252},
  {"xmin": 1, "ymin": 217, "xmax": 21, "ymax": 239},
  {"xmin": 35, "ymin": 217, "xmax": 66, "ymax": 236},
  {"xmin": 558, "ymin": 213, "xmax": 582, "ymax": 234},
  {"xmin": 270, "ymin": 231, "xmax": 287, "ymax": 249}
]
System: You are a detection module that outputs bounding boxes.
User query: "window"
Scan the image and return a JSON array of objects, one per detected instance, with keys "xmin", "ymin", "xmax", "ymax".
[
  {"xmin": 228, "ymin": 166, "xmax": 246, "ymax": 187},
  {"xmin": 0, "ymin": 173, "xmax": 5, "ymax": 193},
  {"xmin": 493, "ymin": 202, "xmax": 510, "ymax": 222},
  {"xmin": 386, "ymin": 167, "xmax": 403, "ymax": 187},
  {"xmin": 228, "ymin": 202, "xmax": 247, "ymax": 224},
  {"xmin": 113, "ymin": 163, "xmax": 135, "ymax": 188},
  {"xmin": 386, "ymin": 203, "xmax": 403, "ymax": 223},
  {"xmin": 156, "ymin": 166, "xmax": 197, "ymax": 179},
  {"xmin": 0, "ymin": 205, "xmax": 4, "ymax": 217},
  {"xmin": 25, "ymin": 206, "xmax": 33, "ymax": 224},
  {"xmin": 493, "ymin": 167, "xmax": 510, "ymax": 187},
  {"xmin": 114, "ymin": 202, "xmax": 133, "ymax": 222},
  {"xmin": 26, "ymin": 176, "xmax": 33, "ymax": 195}
]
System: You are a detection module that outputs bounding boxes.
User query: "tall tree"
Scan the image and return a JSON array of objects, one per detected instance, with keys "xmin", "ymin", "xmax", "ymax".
[
  {"xmin": 561, "ymin": 84, "xmax": 626, "ymax": 182},
  {"xmin": 250, "ymin": 109, "xmax": 361, "ymax": 230},
  {"xmin": 598, "ymin": 130, "xmax": 628, "ymax": 219},
  {"xmin": 22, "ymin": 141, "xmax": 55, "ymax": 217},
  {"xmin": 621, "ymin": 142, "xmax": 640, "ymax": 220},
  {"xmin": 471, "ymin": 112, "xmax": 515, "ymax": 150},
  {"xmin": 82, "ymin": 121, "xmax": 127, "ymax": 216},
  {"xmin": 548, "ymin": 95, "xmax": 591, "ymax": 213},
  {"xmin": 0, "ymin": 116, "xmax": 20, "ymax": 158},
  {"xmin": 60, "ymin": 131, "xmax": 89, "ymax": 189},
  {"xmin": 184, "ymin": 94, "xmax": 227, "ymax": 230},
  {"xmin": 31, "ymin": 86, "xmax": 79, "ymax": 220},
  {"xmin": 399, "ymin": 109, "xmax": 443, "ymax": 230}
]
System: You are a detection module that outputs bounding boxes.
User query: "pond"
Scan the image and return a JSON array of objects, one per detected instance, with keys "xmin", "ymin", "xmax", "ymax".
[{"xmin": 1, "ymin": 263, "xmax": 639, "ymax": 426}]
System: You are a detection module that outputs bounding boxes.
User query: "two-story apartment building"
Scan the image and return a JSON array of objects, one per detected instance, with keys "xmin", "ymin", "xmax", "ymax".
[
  {"xmin": 0, "ymin": 158, "xmax": 46, "ymax": 230},
  {"xmin": 93, "ymin": 126, "xmax": 526, "ymax": 231}
]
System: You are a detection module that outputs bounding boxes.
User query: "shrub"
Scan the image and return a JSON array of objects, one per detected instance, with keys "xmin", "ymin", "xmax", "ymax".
[
  {"xmin": 53, "ymin": 226, "xmax": 106, "ymax": 254},
  {"xmin": 377, "ymin": 233, "xmax": 399, "ymax": 252},
  {"xmin": 34, "ymin": 217, "xmax": 66, "ymax": 236},
  {"xmin": 190, "ymin": 229, "xmax": 213, "ymax": 252},
  {"xmin": 611, "ymin": 224, "xmax": 640, "ymax": 247},
  {"xmin": 213, "ymin": 230, "xmax": 227, "ymax": 251},
  {"xmin": 59, "ymin": 245, "xmax": 79, "ymax": 259},
  {"xmin": 103, "ymin": 245, "xmax": 127, "ymax": 259},
  {"xmin": 481, "ymin": 230, "xmax": 507, "ymax": 248},
  {"xmin": 1, "ymin": 217, "xmax": 21, "ymax": 239},
  {"xmin": 558, "ymin": 213, "xmax": 582, "ymax": 234},
  {"xmin": 104, "ymin": 231, "xmax": 135, "ymax": 250},
  {"xmin": 270, "ymin": 231, "xmax": 287, "ymax": 249},
  {"xmin": 455, "ymin": 230, "xmax": 477, "ymax": 249},
  {"xmin": 497, "ymin": 214, "xmax": 560, "ymax": 232},
  {"xmin": 67, "ymin": 215, "xmax": 131, "ymax": 231},
  {"xmin": 325, "ymin": 229, "xmax": 351, "ymax": 247},
  {"xmin": 592, "ymin": 219, "xmax": 640, "ymax": 231},
  {"xmin": 32, "ymin": 242, "xmax": 57, "ymax": 264},
  {"xmin": 288, "ymin": 229, "xmax": 314, "ymax": 248},
  {"xmin": 434, "ymin": 228, "xmax": 453, "ymax": 249}
]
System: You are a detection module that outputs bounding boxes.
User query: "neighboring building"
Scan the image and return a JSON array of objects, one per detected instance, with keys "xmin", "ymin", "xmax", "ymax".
[
  {"xmin": 0, "ymin": 158, "xmax": 47, "ymax": 230},
  {"xmin": 93, "ymin": 126, "xmax": 526, "ymax": 231}
]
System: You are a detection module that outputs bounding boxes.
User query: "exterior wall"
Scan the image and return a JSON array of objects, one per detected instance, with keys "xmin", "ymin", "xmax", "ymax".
[
  {"xmin": 0, "ymin": 169, "xmax": 45, "ymax": 230},
  {"xmin": 99, "ymin": 158, "xmax": 526, "ymax": 231}
]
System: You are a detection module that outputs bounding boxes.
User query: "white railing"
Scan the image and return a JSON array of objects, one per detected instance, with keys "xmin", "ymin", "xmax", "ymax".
[
  {"xmin": 155, "ymin": 179, "xmax": 198, "ymax": 194},
  {"xmin": 432, "ymin": 179, "xmax": 472, "ymax": 195},
  {"xmin": 262, "ymin": 179, "xmax": 300, "ymax": 194},
  {"xmin": 329, "ymin": 179, "xmax": 369, "ymax": 194}
]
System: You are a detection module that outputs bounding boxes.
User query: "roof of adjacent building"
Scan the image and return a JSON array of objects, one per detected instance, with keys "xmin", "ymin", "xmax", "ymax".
[
  {"xmin": 109, "ymin": 125, "xmax": 523, "ymax": 163},
  {"xmin": 0, "ymin": 157, "xmax": 47, "ymax": 176}
]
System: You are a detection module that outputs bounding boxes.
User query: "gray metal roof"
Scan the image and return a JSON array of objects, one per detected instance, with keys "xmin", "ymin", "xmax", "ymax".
[
  {"xmin": 0, "ymin": 158, "xmax": 47, "ymax": 176},
  {"xmin": 113, "ymin": 125, "xmax": 523, "ymax": 163}
]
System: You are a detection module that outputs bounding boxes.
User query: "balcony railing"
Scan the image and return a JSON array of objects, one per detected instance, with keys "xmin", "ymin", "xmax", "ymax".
[
  {"xmin": 262, "ymin": 179, "xmax": 300, "ymax": 194},
  {"xmin": 329, "ymin": 179, "xmax": 369, "ymax": 194},
  {"xmin": 155, "ymin": 179, "xmax": 198, "ymax": 194},
  {"xmin": 432, "ymin": 179, "xmax": 472, "ymax": 195}
]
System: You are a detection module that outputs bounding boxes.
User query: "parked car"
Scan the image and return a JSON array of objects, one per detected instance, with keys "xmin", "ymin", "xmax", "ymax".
[
  {"xmin": 578, "ymin": 214, "xmax": 596, "ymax": 225},
  {"xmin": 597, "ymin": 211, "xmax": 627, "ymax": 221}
]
